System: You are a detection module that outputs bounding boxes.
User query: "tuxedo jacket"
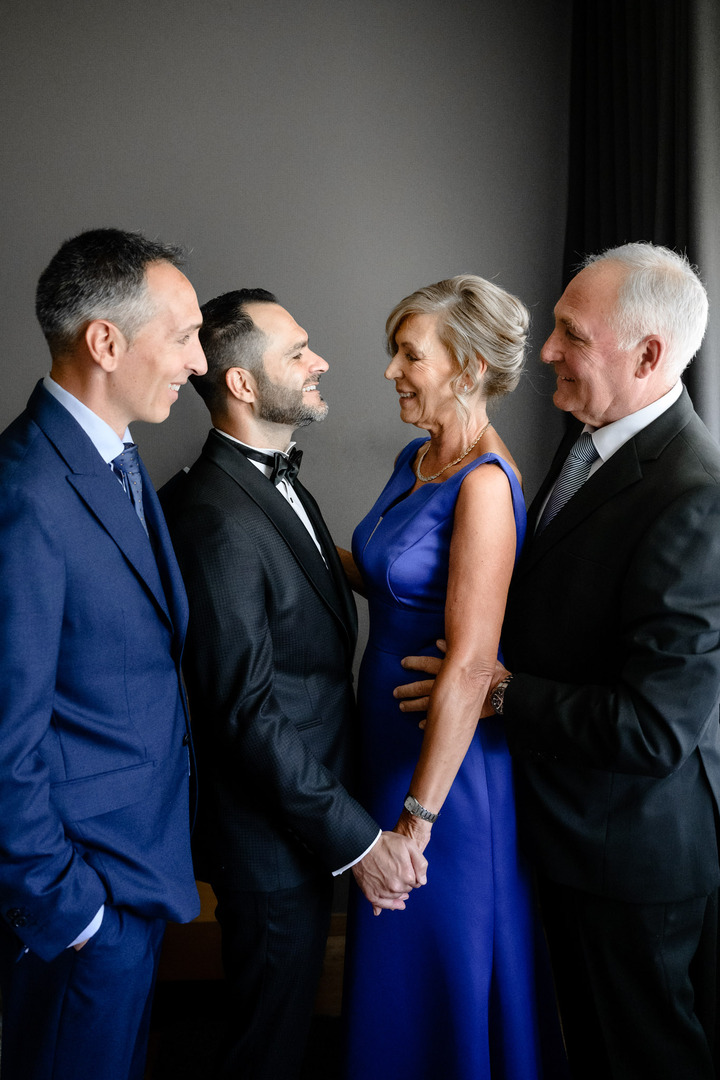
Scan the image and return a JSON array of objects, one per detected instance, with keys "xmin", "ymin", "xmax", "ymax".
[
  {"xmin": 503, "ymin": 388, "xmax": 720, "ymax": 903},
  {"xmin": 0, "ymin": 383, "xmax": 199, "ymax": 962},
  {"xmin": 160, "ymin": 430, "xmax": 378, "ymax": 892}
]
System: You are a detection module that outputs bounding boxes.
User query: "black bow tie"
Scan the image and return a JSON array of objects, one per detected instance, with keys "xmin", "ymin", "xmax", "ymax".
[
  {"xmin": 270, "ymin": 447, "xmax": 303, "ymax": 486},
  {"xmin": 232, "ymin": 441, "xmax": 303, "ymax": 487}
]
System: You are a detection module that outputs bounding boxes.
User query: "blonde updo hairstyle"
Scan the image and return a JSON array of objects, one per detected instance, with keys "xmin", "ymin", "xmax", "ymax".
[{"xmin": 385, "ymin": 274, "xmax": 529, "ymax": 416}]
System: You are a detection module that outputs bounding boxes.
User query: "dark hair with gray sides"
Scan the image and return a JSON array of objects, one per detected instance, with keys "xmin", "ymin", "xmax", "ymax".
[
  {"xmin": 192, "ymin": 289, "xmax": 278, "ymax": 414},
  {"xmin": 36, "ymin": 227, "xmax": 185, "ymax": 357},
  {"xmin": 385, "ymin": 274, "xmax": 529, "ymax": 414},
  {"xmin": 583, "ymin": 243, "xmax": 708, "ymax": 379}
]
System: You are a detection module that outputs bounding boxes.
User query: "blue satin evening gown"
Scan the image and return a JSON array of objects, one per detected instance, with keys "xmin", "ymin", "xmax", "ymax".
[{"xmin": 343, "ymin": 438, "xmax": 566, "ymax": 1080}]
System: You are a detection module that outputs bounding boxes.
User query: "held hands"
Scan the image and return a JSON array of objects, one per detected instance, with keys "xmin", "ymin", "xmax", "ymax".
[
  {"xmin": 353, "ymin": 831, "xmax": 428, "ymax": 917},
  {"xmin": 394, "ymin": 807, "xmax": 433, "ymax": 854}
]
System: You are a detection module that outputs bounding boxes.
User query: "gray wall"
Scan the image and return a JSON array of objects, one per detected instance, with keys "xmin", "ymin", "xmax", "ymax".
[{"xmin": 2, "ymin": 0, "xmax": 571, "ymax": 555}]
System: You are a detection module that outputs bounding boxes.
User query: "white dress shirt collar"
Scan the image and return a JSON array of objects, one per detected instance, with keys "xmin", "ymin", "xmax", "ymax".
[
  {"xmin": 213, "ymin": 428, "xmax": 324, "ymax": 559},
  {"xmin": 586, "ymin": 380, "xmax": 683, "ymax": 468},
  {"xmin": 43, "ymin": 374, "xmax": 131, "ymax": 463},
  {"xmin": 215, "ymin": 429, "xmax": 297, "ymax": 478},
  {"xmin": 535, "ymin": 381, "xmax": 684, "ymax": 530}
]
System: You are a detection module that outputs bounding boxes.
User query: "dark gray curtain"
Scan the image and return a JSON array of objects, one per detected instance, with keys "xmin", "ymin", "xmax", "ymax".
[{"xmin": 563, "ymin": 0, "xmax": 720, "ymax": 436}]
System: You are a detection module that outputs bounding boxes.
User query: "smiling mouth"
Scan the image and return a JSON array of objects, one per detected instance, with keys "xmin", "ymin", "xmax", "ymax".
[
  {"xmin": 302, "ymin": 383, "xmax": 319, "ymax": 393},
  {"xmin": 170, "ymin": 383, "xmax": 183, "ymax": 392},
  {"xmin": 398, "ymin": 392, "xmax": 415, "ymax": 399}
]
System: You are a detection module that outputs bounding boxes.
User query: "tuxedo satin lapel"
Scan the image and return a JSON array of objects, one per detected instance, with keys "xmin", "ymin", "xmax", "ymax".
[
  {"xmin": 294, "ymin": 479, "xmax": 358, "ymax": 644},
  {"xmin": 28, "ymin": 382, "xmax": 173, "ymax": 627},
  {"xmin": 203, "ymin": 432, "xmax": 351, "ymax": 638}
]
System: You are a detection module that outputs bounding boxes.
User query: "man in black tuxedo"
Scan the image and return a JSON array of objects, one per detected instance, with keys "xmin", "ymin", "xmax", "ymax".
[
  {"xmin": 160, "ymin": 289, "xmax": 426, "ymax": 1080},
  {"xmin": 397, "ymin": 245, "xmax": 720, "ymax": 1079}
]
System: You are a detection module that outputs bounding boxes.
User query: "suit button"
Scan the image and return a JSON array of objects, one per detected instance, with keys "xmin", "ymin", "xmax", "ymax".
[
  {"xmin": 6, "ymin": 908, "xmax": 28, "ymax": 928},
  {"xmin": 182, "ymin": 733, "xmax": 190, "ymax": 746}
]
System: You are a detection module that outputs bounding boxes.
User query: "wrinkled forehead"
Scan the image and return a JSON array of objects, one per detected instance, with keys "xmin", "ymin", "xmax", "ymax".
[
  {"xmin": 395, "ymin": 312, "xmax": 444, "ymax": 352},
  {"xmin": 557, "ymin": 262, "xmax": 624, "ymax": 327}
]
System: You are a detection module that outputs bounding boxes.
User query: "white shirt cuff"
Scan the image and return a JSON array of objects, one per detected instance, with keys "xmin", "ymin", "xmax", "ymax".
[
  {"xmin": 332, "ymin": 829, "xmax": 382, "ymax": 876},
  {"xmin": 67, "ymin": 905, "xmax": 104, "ymax": 948}
]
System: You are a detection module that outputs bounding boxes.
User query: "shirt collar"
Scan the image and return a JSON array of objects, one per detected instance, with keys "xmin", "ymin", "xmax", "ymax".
[
  {"xmin": 214, "ymin": 428, "xmax": 296, "ymax": 478},
  {"xmin": 585, "ymin": 380, "xmax": 683, "ymax": 464},
  {"xmin": 43, "ymin": 374, "xmax": 131, "ymax": 464}
]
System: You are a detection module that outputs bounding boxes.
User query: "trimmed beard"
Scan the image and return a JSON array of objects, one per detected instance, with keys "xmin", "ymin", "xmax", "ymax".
[{"xmin": 254, "ymin": 367, "xmax": 328, "ymax": 428}]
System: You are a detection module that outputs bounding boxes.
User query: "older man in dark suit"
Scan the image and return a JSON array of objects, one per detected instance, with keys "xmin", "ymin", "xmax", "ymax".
[
  {"xmin": 0, "ymin": 228, "xmax": 205, "ymax": 1080},
  {"xmin": 398, "ymin": 244, "xmax": 720, "ymax": 1079},
  {"xmin": 161, "ymin": 289, "xmax": 426, "ymax": 1080}
]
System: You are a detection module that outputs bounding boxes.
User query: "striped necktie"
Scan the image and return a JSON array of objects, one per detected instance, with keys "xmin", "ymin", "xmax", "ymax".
[{"xmin": 536, "ymin": 432, "xmax": 599, "ymax": 533}]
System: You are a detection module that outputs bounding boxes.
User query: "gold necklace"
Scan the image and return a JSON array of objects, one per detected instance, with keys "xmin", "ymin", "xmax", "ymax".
[{"xmin": 415, "ymin": 421, "xmax": 491, "ymax": 482}]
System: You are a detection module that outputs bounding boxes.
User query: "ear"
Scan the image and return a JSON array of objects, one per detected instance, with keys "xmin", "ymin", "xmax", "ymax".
[
  {"xmin": 84, "ymin": 319, "xmax": 126, "ymax": 372},
  {"xmin": 470, "ymin": 353, "xmax": 488, "ymax": 385},
  {"xmin": 225, "ymin": 366, "xmax": 257, "ymax": 403},
  {"xmin": 635, "ymin": 336, "xmax": 664, "ymax": 379}
]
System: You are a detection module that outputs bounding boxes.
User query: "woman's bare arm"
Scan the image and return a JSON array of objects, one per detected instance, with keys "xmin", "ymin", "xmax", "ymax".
[{"xmin": 392, "ymin": 464, "xmax": 518, "ymax": 850}]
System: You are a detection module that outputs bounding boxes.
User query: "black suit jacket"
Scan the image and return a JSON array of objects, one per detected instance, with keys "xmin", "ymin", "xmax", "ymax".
[
  {"xmin": 503, "ymin": 388, "xmax": 720, "ymax": 903},
  {"xmin": 161, "ymin": 430, "xmax": 378, "ymax": 892}
]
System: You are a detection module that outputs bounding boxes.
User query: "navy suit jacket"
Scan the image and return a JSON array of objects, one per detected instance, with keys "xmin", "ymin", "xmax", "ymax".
[
  {"xmin": 0, "ymin": 383, "xmax": 199, "ymax": 961},
  {"xmin": 161, "ymin": 430, "xmax": 379, "ymax": 892},
  {"xmin": 503, "ymin": 388, "xmax": 720, "ymax": 903}
]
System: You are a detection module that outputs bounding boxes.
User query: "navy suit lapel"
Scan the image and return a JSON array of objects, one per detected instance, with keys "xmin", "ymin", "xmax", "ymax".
[
  {"xmin": 138, "ymin": 458, "xmax": 189, "ymax": 647},
  {"xmin": 28, "ymin": 383, "xmax": 177, "ymax": 632},
  {"xmin": 203, "ymin": 430, "xmax": 355, "ymax": 644}
]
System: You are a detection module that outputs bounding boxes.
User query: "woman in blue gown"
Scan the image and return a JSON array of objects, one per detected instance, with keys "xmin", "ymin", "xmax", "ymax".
[{"xmin": 341, "ymin": 276, "xmax": 566, "ymax": 1079}]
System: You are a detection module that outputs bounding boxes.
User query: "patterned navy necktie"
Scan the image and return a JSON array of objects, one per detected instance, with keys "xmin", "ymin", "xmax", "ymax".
[
  {"xmin": 111, "ymin": 442, "xmax": 148, "ymax": 535},
  {"xmin": 536, "ymin": 432, "xmax": 599, "ymax": 533}
]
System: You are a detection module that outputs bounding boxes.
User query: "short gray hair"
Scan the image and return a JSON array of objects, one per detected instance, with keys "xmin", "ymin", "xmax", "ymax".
[
  {"xmin": 385, "ymin": 274, "xmax": 529, "ymax": 411},
  {"xmin": 583, "ymin": 243, "xmax": 708, "ymax": 378},
  {"xmin": 36, "ymin": 227, "xmax": 185, "ymax": 357}
]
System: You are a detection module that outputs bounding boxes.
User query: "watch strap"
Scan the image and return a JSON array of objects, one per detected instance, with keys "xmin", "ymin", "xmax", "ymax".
[
  {"xmin": 491, "ymin": 674, "xmax": 513, "ymax": 715},
  {"xmin": 404, "ymin": 793, "xmax": 438, "ymax": 823}
]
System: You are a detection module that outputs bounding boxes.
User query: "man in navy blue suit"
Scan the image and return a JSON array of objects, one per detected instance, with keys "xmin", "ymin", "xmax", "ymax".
[{"xmin": 0, "ymin": 228, "xmax": 206, "ymax": 1080}]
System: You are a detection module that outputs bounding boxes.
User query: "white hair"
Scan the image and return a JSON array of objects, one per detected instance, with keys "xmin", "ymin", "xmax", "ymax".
[{"xmin": 583, "ymin": 243, "xmax": 708, "ymax": 378}]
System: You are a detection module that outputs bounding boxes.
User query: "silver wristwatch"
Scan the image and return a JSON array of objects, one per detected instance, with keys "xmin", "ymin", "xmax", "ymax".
[
  {"xmin": 404, "ymin": 793, "xmax": 438, "ymax": 823},
  {"xmin": 490, "ymin": 674, "xmax": 513, "ymax": 715}
]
